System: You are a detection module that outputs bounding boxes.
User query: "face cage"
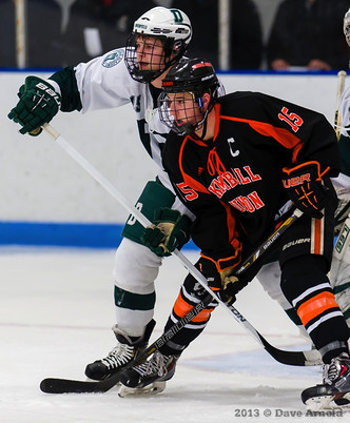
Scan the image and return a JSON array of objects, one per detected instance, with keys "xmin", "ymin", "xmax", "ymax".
[
  {"xmin": 158, "ymin": 91, "xmax": 209, "ymax": 136},
  {"xmin": 125, "ymin": 33, "xmax": 185, "ymax": 83},
  {"xmin": 344, "ymin": 10, "xmax": 350, "ymax": 47},
  {"xmin": 345, "ymin": 24, "xmax": 350, "ymax": 47}
]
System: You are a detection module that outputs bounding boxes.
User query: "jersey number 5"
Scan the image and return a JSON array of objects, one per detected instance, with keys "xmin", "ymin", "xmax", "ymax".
[
  {"xmin": 177, "ymin": 183, "xmax": 198, "ymax": 201},
  {"xmin": 278, "ymin": 107, "xmax": 304, "ymax": 133}
]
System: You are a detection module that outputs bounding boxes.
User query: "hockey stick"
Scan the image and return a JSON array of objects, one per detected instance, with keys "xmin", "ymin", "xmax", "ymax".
[
  {"xmin": 41, "ymin": 292, "xmax": 214, "ymax": 393},
  {"xmin": 40, "ymin": 211, "xmax": 321, "ymax": 394},
  {"xmin": 39, "ymin": 125, "xmax": 322, "ymax": 386},
  {"xmin": 39, "ymin": 210, "xmax": 322, "ymax": 394},
  {"xmin": 334, "ymin": 70, "xmax": 347, "ymax": 141},
  {"xmin": 332, "ymin": 69, "xmax": 349, "ymax": 253},
  {"xmin": 42, "ymin": 124, "xmax": 322, "ymax": 358}
]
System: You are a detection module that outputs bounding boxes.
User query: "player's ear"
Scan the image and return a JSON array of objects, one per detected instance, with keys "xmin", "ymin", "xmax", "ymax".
[{"xmin": 202, "ymin": 92, "xmax": 211, "ymax": 109}]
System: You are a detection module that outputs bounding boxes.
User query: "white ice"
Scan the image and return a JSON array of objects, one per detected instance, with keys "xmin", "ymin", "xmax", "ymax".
[{"xmin": 0, "ymin": 247, "xmax": 347, "ymax": 423}]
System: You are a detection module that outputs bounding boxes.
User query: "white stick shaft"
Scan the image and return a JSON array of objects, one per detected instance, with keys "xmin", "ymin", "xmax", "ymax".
[
  {"xmin": 43, "ymin": 124, "xmax": 269, "ymax": 345},
  {"xmin": 41, "ymin": 125, "xmax": 323, "ymax": 363},
  {"xmin": 336, "ymin": 70, "xmax": 347, "ymax": 110},
  {"xmin": 44, "ymin": 125, "xmax": 151, "ymax": 228},
  {"xmin": 334, "ymin": 70, "xmax": 347, "ymax": 140},
  {"xmin": 41, "ymin": 124, "xmax": 323, "ymax": 364},
  {"xmin": 43, "ymin": 123, "xmax": 301, "ymax": 349},
  {"xmin": 42, "ymin": 125, "xmax": 222, "ymax": 299}
]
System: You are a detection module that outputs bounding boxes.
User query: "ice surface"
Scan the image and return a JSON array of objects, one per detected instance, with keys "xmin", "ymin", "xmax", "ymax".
[{"xmin": 0, "ymin": 247, "xmax": 348, "ymax": 422}]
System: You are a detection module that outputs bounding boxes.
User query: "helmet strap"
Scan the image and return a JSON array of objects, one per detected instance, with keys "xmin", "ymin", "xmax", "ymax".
[
  {"xmin": 196, "ymin": 97, "xmax": 204, "ymax": 108},
  {"xmin": 196, "ymin": 110, "xmax": 209, "ymax": 140}
]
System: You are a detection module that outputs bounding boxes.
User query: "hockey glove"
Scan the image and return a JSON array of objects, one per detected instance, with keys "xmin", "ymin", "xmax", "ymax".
[
  {"xmin": 282, "ymin": 161, "xmax": 330, "ymax": 219},
  {"xmin": 142, "ymin": 208, "xmax": 192, "ymax": 257},
  {"xmin": 8, "ymin": 76, "xmax": 61, "ymax": 136},
  {"xmin": 198, "ymin": 251, "xmax": 248, "ymax": 305}
]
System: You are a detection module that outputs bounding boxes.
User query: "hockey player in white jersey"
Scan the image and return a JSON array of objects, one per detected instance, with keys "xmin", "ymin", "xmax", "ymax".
[{"xmin": 8, "ymin": 6, "xmax": 196, "ymax": 383}]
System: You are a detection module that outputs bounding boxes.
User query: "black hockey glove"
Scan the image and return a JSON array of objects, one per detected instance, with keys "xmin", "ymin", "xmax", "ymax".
[
  {"xmin": 282, "ymin": 161, "xmax": 329, "ymax": 219},
  {"xmin": 198, "ymin": 252, "xmax": 249, "ymax": 305},
  {"xmin": 8, "ymin": 76, "xmax": 61, "ymax": 136},
  {"xmin": 142, "ymin": 208, "xmax": 192, "ymax": 257}
]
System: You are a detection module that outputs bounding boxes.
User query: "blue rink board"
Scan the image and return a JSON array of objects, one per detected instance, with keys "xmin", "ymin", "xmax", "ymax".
[{"xmin": 0, "ymin": 221, "xmax": 198, "ymax": 249}]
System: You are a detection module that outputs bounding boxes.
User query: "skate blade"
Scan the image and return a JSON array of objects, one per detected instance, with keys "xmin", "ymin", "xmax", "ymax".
[
  {"xmin": 305, "ymin": 392, "xmax": 350, "ymax": 411},
  {"xmin": 118, "ymin": 381, "xmax": 166, "ymax": 398}
]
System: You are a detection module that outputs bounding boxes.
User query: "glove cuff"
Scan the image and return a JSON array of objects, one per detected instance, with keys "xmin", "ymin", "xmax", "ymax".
[
  {"xmin": 282, "ymin": 161, "xmax": 329, "ymax": 189},
  {"xmin": 25, "ymin": 76, "xmax": 58, "ymax": 94},
  {"xmin": 200, "ymin": 247, "xmax": 242, "ymax": 273}
]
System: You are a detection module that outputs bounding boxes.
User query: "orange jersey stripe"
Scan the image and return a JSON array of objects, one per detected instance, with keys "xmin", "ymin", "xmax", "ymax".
[
  {"xmin": 179, "ymin": 136, "xmax": 209, "ymax": 194},
  {"xmin": 173, "ymin": 292, "xmax": 214, "ymax": 323},
  {"xmin": 297, "ymin": 291, "xmax": 339, "ymax": 326},
  {"xmin": 220, "ymin": 115, "xmax": 303, "ymax": 163}
]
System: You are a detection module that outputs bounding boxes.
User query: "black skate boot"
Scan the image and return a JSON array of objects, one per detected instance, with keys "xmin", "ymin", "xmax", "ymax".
[
  {"xmin": 85, "ymin": 319, "xmax": 155, "ymax": 381},
  {"xmin": 301, "ymin": 353, "xmax": 350, "ymax": 409},
  {"xmin": 118, "ymin": 350, "xmax": 178, "ymax": 397}
]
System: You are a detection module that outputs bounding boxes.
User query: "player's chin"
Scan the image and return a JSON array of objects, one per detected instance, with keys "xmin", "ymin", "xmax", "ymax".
[{"xmin": 139, "ymin": 62, "xmax": 163, "ymax": 71}]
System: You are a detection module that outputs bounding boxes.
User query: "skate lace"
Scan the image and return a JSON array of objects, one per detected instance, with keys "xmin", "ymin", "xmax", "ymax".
[
  {"xmin": 101, "ymin": 343, "xmax": 135, "ymax": 369},
  {"xmin": 134, "ymin": 352, "xmax": 171, "ymax": 378},
  {"xmin": 325, "ymin": 362, "xmax": 340, "ymax": 383},
  {"xmin": 324, "ymin": 356, "xmax": 350, "ymax": 385}
]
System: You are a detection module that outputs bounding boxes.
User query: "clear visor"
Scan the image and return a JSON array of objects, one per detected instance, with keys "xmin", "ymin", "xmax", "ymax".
[{"xmin": 158, "ymin": 91, "xmax": 207, "ymax": 135}]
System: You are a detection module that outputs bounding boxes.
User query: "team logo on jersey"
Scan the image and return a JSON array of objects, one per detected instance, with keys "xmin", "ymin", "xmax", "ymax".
[
  {"xmin": 208, "ymin": 166, "xmax": 262, "ymax": 199},
  {"xmin": 227, "ymin": 137, "xmax": 239, "ymax": 157},
  {"xmin": 102, "ymin": 49, "xmax": 124, "ymax": 68}
]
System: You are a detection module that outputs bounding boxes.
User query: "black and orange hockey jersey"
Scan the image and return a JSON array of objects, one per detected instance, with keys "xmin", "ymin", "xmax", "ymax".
[{"xmin": 162, "ymin": 91, "xmax": 340, "ymax": 264}]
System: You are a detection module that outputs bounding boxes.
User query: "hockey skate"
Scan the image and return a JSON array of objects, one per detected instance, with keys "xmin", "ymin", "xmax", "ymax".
[
  {"xmin": 301, "ymin": 353, "xmax": 350, "ymax": 410},
  {"xmin": 118, "ymin": 350, "xmax": 177, "ymax": 397},
  {"xmin": 85, "ymin": 320, "xmax": 155, "ymax": 381}
]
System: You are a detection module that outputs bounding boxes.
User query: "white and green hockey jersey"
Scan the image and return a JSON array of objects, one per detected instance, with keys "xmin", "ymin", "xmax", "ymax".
[{"xmin": 49, "ymin": 47, "xmax": 175, "ymax": 189}]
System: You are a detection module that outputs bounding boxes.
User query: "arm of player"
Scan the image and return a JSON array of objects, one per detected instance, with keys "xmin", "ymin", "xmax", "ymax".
[{"xmin": 251, "ymin": 92, "xmax": 341, "ymax": 179}]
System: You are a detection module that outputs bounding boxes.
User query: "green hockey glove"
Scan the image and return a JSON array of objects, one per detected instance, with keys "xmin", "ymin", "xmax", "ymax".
[
  {"xmin": 142, "ymin": 208, "xmax": 192, "ymax": 257},
  {"xmin": 8, "ymin": 76, "xmax": 61, "ymax": 136}
]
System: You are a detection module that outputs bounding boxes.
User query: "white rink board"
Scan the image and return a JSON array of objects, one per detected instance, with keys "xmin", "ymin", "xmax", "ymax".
[{"xmin": 0, "ymin": 71, "xmax": 342, "ymax": 223}]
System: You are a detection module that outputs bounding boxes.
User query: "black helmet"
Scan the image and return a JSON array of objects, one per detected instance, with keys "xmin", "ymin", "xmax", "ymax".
[
  {"xmin": 162, "ymin": 58, "xmax": 219, "ymax": 98},
  {"xmin": 158, "ymin": 58, "xmax": 219, "ymax": 135}
]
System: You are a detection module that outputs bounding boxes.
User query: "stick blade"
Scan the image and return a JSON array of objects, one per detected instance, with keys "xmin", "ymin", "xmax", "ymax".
[
  {"xmin": 258, "ymin": 333, "xmax": 322, "ymax": 366},
  {"xmin": 40, "ymin": 377, "xmax": 99, "ymax": 394}
]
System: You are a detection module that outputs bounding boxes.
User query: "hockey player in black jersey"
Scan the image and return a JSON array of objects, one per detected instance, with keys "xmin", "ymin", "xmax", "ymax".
[{"xmin": 119, "ymin": 58, "xmax": 350, "ymax": 408}]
